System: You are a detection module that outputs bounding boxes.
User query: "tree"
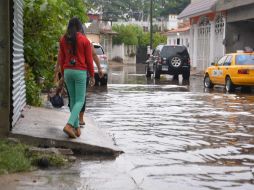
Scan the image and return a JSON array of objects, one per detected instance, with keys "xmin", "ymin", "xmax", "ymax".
[
  {"xmin": 139, "ymin": 32, "xmax": 166, "ymax": 48},
  {"xmin": 112, "ymin": 24, "xmax": 166, "ymax": 48},
  {"xmin": 84, "ymin": 0, "xmax": 190, "ymax": 21},
  {"xmin": 159, "ymin": 0, "xmax": 190, "ymax": 16},
  {"xmin": 112, "ymin": 25, "xmax": 142, "ymax": 45},
  {"xmin": 24, "ymin": 0, "xmax": 87, "ymax": 105}
]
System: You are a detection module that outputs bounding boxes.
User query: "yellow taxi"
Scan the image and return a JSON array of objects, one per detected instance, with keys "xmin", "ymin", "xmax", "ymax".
[{"xmin": 204, "ymin": 49, "xmax": 254, "ymax": 92}]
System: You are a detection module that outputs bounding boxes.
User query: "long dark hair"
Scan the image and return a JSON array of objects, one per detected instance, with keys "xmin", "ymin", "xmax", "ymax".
[{"xmin": 65, "ymin": 17, "xmax": 84, "ymax": 55}]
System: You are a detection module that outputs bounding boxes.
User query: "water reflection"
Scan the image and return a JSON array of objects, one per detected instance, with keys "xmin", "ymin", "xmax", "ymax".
[
  {"xmin": 36, "ymin": 64, "xmax": 254, "ymax": 190},
  {"xmin": 83, "ymin": 64, "xmax": 254, "ymax": 190}
]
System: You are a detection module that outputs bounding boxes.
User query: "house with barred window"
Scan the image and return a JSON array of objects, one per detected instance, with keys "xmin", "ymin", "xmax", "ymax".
[
  {"xmin": 164, "ymin": 22, "xmax": 190, "ymax": 52},
  {"xmin": 178, "ymin": 0, "xmax": 254, "ymax": 73}
]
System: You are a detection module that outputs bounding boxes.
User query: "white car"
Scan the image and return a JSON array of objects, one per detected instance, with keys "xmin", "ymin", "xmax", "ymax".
[{"xmin": 92, "ymin": 43, "xmax": 108, "ymax": 86}]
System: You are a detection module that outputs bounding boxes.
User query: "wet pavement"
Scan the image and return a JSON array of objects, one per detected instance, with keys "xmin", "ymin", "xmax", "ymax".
[{"xmin": 3, "ymin": 64, "xmax": 254, "ymax": 190}]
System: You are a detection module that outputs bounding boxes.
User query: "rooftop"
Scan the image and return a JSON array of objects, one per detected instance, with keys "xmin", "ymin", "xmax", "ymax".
[{"xmin": 178, "ymin": 0, "xmax": 217, "ymax": 19}]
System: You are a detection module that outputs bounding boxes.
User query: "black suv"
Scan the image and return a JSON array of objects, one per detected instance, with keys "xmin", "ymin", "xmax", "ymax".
[{"xmin": 145, "ymin": 45, "xmax": 190, "ymax": 80}]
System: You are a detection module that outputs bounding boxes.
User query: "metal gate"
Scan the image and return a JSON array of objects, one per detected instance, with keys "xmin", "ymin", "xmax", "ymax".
[
  {"xmin": 136, "ymin": 46, "xmax": 147, "ymax": 64},
  {"xmin": 189, "ymin": 27, "xmax": 195, "ymax": 67},
  {"xmin": 197, "ymin": 16, "xmax": 211, "ymax": 71},
  {"xmin": 214, "ymin": 14, "xmax": 225, "ymax": 62},
  {"xmin": 11, "ymin": 0, "xmax": 26, "ymax": 127}
]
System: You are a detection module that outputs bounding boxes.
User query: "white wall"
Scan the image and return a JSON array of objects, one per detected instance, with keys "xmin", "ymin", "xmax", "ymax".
[
  {"xmin": 167, "ymin": 31, "xmax": 190, "ymax": 49},
  {"xmin": 167, "ymin": 15, "xmax": 178, "ymax": 30},
  {"xmin": 112, "ymin": 44, "xmax": 124, "ymax": 59},
  {"xmin": 112, "ymin": 44, "xmax": 136, "ymax": 64}
]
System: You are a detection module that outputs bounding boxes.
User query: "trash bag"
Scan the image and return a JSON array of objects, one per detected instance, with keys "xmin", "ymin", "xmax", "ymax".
[{"xmin": 49, "ymin": 94, "xmax": 64, "ymax": 108}]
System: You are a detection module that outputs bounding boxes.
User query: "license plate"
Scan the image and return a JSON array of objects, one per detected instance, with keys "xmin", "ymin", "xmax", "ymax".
[{"xmin": 162, "ymin": 66, "xmax": 168, "ymax": 71}]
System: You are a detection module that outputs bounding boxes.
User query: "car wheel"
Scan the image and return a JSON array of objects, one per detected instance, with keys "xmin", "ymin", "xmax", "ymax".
[
  {"xmin": 182, "ymin": 71, "xmax": 190, "ymax": 80},
  {"xmin": 225, "ymin": 76, "xmax": 235, "ymax": 92},
  {"xmin": 145, "ymin": 66, "xmax": 151, "ymax": 78},
  {"xmin": 204, "ymin": 75, "xmax": 214, "ymax": 88},
  {"xmin": 169, "ymin": 56, "xmax": 182, "ymax": 68},
  {"xmin": 153, "ymin": 65, "xmax": 160, "ymax": 79}
]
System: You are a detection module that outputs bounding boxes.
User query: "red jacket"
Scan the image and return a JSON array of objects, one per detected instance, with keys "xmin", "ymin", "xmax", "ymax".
[{"xmin": 58, "ymin": 32, "xmax": 94, "ymax": 77}]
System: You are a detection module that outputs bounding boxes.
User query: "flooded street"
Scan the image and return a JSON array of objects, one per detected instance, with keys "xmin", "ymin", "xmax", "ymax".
[
  {"xmin": 6, "ymin": 64, "xmax": 254, "ymax": 190},
  {"xmin": 80, "ymin": 64, "xmax": 254, "ymax": 190}
]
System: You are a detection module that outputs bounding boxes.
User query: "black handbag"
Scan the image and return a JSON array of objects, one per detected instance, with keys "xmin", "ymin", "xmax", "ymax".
[{"xmin": 50, "ymin": 94, "xmax": 64, "ymax": 108}]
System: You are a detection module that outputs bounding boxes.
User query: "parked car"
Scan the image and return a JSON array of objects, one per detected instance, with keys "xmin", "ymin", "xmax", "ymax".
[
  {"xmin": 145, "ymin": 45, "xmax": 191, "ymax": 80},
  {"xmin": 204, "ymin": 49, "xmax": 254, "ymax": 92},
  {"xmin": 92, "ymin": 43, "xmax": 108, "ymax": 86}
]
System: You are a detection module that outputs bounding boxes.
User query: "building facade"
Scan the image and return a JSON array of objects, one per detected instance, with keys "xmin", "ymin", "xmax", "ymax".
[
  {"xmin": 179, "ymin": 0, "xmax": 224, "ymax": 72},
  {"xmin": 85, "ymin": 13, "xmax": 117, "ymax": 60},
  {"xmin": 164, "ymin": 23, "xmax": 190, "ymax": 53},
  {"xmin": 179, "ymin": 0, "xmax": 254, "ymax": 72},
  {"xmin": 216, "ymin": 0, "xmax": 254, "ymax": 53}
]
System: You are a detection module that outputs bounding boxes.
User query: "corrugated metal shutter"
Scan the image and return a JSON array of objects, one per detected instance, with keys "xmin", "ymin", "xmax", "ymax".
[{"xmin": 12, "ymin": 0, "xmax": 26, "ymax": 126}]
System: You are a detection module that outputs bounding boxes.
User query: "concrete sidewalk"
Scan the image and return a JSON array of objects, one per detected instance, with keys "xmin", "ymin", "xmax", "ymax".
[{"xmin": 10, "ymin": 106, "xmax": 123, "ymax": 156}]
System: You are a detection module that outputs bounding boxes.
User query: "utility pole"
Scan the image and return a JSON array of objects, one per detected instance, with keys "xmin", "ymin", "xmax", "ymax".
[{"xmin": 150, "ymin": 0, "xmax": 153, "ymax": 50}]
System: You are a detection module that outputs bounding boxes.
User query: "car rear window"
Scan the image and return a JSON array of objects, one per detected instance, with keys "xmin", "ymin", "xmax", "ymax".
[
  {"xmin": 94, "ymin": 45, "xmax": 104, "ymax": 55},
  {"xmin": 161, "ymin": 46, "xmax": 189, "ymax": 58},
  {"xmin": 236, "ymin": 54, "xmax": 254, "ymax": 65}
]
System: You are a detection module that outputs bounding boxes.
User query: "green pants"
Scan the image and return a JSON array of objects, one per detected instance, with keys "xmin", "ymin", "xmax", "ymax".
[{"xmin": 64, "ymin": 69, "xmax": 87, "ymax": 128}]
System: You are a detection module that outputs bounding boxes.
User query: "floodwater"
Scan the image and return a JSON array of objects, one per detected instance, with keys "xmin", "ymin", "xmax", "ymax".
[
  {"xmin": 4, "ymin": 64, "xmax": 254, "ymax": 190},
  {"xmin": 82, "ymin": 64, "xmax": 254, "ymax": 190}
]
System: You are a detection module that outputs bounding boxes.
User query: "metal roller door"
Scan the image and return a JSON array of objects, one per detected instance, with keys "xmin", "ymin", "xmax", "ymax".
[{"xmin": 11, "ymin": 0, "xmax": 26, "ymax": 127}]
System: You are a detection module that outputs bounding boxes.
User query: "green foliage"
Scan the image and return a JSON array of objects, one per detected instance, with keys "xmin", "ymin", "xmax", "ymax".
[
  {"xmin": 0, "ymin": 140, "xmax": 31, "ymax": 174},
  {"xmin": 30, "ymin": 153, "xmax": 67, "ymax": 167},
  {"xmin": 112, "ymin": 25, "xmax": 142, "ymax": 45},
  {"xmin": 0, "ymin": 139, "xmax": 69, "ymax": 175},
  {"xmin": 85, "ymin": 0, "xmax": 190, "ymax": 20},
  {"xmin": 113, "ymin": 24, "xmax": 166, "ymax": 48},
  {"xmin": 153, "ymin": 33, "xmax": 167, "ymax": 48},
  {"xmin": 24, "ymin": 0, "xmax": 88, "ymax": 105},
  {"xmin": 25, "ymin": 65, "xmax": 42, "ymax": 106},
  {"xmin": 159, "ymin": 0, "xmax": 190, "ymax": 17},
  {"xmin": 139, "ymin": 32, "xmax": 166, "ymax": 48}
]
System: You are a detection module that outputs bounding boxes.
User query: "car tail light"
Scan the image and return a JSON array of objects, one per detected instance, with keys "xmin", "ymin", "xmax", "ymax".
[
  {"xmin": 162, "ymin": 57, "xmax": 167, "ymax": 64},
  {"xmin": 238, "ymin": 69, "xmax": 249, "ymax": 74}
]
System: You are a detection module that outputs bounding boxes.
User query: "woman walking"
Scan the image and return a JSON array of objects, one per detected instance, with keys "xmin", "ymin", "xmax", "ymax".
[{"xmin": 58, "ymin": 17, "xmax": 94, "ymax": 138}]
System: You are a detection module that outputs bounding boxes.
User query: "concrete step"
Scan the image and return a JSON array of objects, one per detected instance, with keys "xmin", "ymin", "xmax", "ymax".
[{"xmin": 10, "ymin": 106, "xmax": 123, "ymax": 156}]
